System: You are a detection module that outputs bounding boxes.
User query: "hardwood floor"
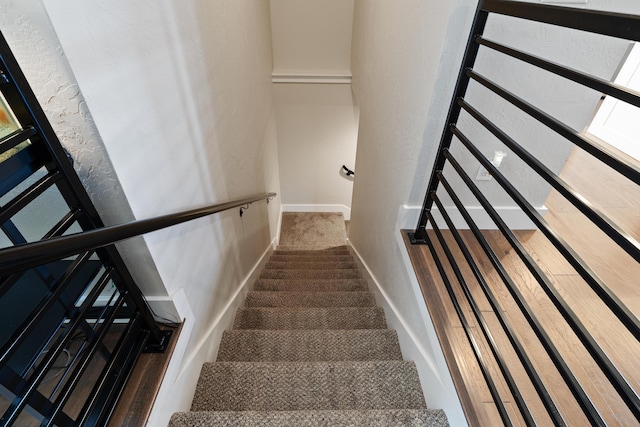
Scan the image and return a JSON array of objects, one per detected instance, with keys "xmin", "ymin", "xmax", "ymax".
[
  {"xmin": 404, "ymin": 147, "xmax": 639, "ymax": 426},
  {"xmin": 109, "ymin": 323, "xmax": 181, "ymax": 427}
]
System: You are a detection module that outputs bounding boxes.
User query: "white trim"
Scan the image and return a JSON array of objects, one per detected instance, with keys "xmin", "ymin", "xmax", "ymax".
[
  {"xmin": 348, "ymin": 244, "xmax": 442, "ymax": 378},
  {"xmin": 272, "ymin": 73, "xmax": 352, "ymax": 84},
  {"xmin": 175, "ymin": 240, "xmax": 275, "ymax": 380},
  {"xmin": 276, "ymin": 204, "xmax": 284, "ymax": 246},
  {"xmin": 399, "ymin": 204, "xmax": 548, "ymax": 231},
  {"xmin": 147, "ymin": 240, "xmax": 275, "ymax": 425},
  {"xmin": 281, "ymin": 203, "xmax": 351, "ymax": 220},
  {"xmin": 348, "ymin": 241, "xmax": 468, "ymax": 427}
]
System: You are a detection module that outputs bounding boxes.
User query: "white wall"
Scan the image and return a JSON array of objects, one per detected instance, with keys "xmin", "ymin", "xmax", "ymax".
[
  {"xmin": 0, "ymin": 0, "xmax": 170, "ymax": 307},
  {"xmin": 350, "ymin": 0, "xmax": 638, "ymax": 424},
  {"xmin": 41, "ymin": 1, "xmax": 281, "ymax": 424},
  {"xmin": 274, "ymin": 84, "xmax": 357, "ymax": 218},
  {"xmin": 270, "ymin": 0, "xmax": 354, "ymax": 77},
  {"xmin": 350, "ymin": 1, "xmax": 478, "ymax": 425},
  {"xmin": 443, "ymin": 11, "xmax": 629, "ymax": 212},
  {"xmin": 270, "ymin": 0, "xmax": 357, "ymax": 218},
  {"xmin": 536, "ymin": 0, "xmax": 640, "ymax": 14}
]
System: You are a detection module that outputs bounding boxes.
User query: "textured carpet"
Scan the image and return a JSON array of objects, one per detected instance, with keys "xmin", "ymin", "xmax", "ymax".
[
  {"xmin": 245, "ymin": 291, "xmax": 376, "ymax": 307},
  {"xmin": 190, "ymin": 361, "xmax": 426, "ymax": 411},
  {"xmin": 216, "ymin": 329, "xmax": 403, "ymax": 362},
  {"xmin": 279, "ymin": 212, "xmax": 347, "ymax": 247},
  {"xmin": 169, "ymin": 214, "xmax": 449, "ymax": 426},
  {"xmin": 169, "ymin": 409, "xmax": 449, "ymax": 426},
  {"xmin": 254, "ymin": 278, "xmax": 369, "ymax": 292}
]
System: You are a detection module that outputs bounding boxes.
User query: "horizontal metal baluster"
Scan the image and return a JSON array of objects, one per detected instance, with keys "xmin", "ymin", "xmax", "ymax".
[
  {"xmin": 44, "ymin": 287, "xmax": 133, "ymax": 427},
  {"xmin": 454, "ymin": 103, "xmax": 640, "ymax": 338},
  {"xmin": 0, "ymin": 282, "xmax": 124, "ymax": 426},
  {"xmin": 432, "ymin": 193, "xmax": 538, "ymax": 425},
  {"xmin": 436, "ymin": 169, "xmax": 568, "ymax": 425},
  {"xmin": 451, "ymin": 126, "xmax": 640, "ymax": 420},
  {"xmin": 426, "ymin": 212, "xmax": 515, "ymax": 426},
  {"xmin": 0, "ymin": 252, "xmax": 96, "ymax": 364},
  {"xmin": 0, "ymin": 127, "xmax": 37, "ymax": 156},
  {"xmin": 480, "ymin": 0, "xmax": 640, "ymax": 41},
  {"xmin": 468, "ymin": 65, "xmax": 640, "ymax": 185},
  {"xmin": 459, "ymin": 98, "xmax": 640, "ymax": 263},
  {"xmin": 45, "ymin": 270, "xmax": 113, "ymax": 401},
  {"xmin": 475, "ymin": 38, "xmax": 640, "ymax": 110},
  {"xmin": 441, "ymin": 152, "xmax": 605, "ymax": 424},
  {"xmin": 75, "ymin": 312, "xmax": 146, "ymax": 426},
  {"xmin": 0, "ymin": 171, "xmax": 61, "ymax": 224}
]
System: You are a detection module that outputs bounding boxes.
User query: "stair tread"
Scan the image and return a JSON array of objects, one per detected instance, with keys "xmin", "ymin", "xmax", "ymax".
[
  {"xmin": 174, "ymin": 237, "xmax": 447, "ymax": 424},
  {"xmin": 191, "ymin": 361, "xmax": 426, "ymax": 411},
  {"xmin": 234, "ymin": 307, "xmax": 387, "ymax": 329},
  {"xmin": 217, "ymin": 329, "xmax": 402, "ymax": 361},
  {"xmin": 246, "ymin": 291, "xmax": 375, "ymax": 307},
  {"xmin": 169, "ymin": 409, "xmax": 449, "ymax": 426},
  {"xmin": 254, "ymin": 278, "xmax": 368, "ymax": 292}
]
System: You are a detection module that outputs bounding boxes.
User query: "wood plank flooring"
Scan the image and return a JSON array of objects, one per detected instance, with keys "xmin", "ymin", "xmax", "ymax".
[
  {"xmin": 404, "ymin": 147, "xmax": 639, "ymax": 426},
  {"xmin": 109, "ymin": 323, "xmax": 181, "ymax": 427}
]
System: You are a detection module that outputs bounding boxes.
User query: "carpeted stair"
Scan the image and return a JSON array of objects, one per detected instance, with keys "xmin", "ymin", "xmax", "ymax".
[{"xmin": 169, "ymin": 241, "xmax": 448, "ymax": 426}]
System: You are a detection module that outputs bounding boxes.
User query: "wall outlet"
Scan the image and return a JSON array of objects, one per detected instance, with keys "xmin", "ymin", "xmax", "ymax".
[{"xmin": 476, "ymin": 166, "xmax": 492, "ymax": 181}]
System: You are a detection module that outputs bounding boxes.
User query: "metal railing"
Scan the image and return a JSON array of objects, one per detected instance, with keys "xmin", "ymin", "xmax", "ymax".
[
  {"xmin": 409, "ymin": 1, "xmax": 640, "ymax": 425},
  {"xmin": 1, "ymin": 26, "xmax": 276, "ymax": 427},
  {"xmin": 0, "ymin": 192, "xmax": 277, "ymax": 275}
]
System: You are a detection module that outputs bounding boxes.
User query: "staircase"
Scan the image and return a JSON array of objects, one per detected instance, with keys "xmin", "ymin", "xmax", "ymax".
[{"xmin": 169, "ymin": 243, "xmax": 448, "ymax": 426}]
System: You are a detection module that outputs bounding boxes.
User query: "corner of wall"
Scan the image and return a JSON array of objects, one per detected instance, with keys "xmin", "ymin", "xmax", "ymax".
[
  {"xmin": 348, "ymin": 239, "xmax": 468, "ymax": 427},
  {"xmin": 146, "ymin": 240, "xmax": 275, "ymax": 426}
]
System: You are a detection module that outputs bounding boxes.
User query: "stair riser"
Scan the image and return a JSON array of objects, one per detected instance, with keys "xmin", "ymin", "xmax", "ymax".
[
  {"xmin": 274, "ymin": 249, "xmax": 350, "ymax": 256},
  {"xmin": 269, "ymin": 255, "xmax": 354, "ymax": 263},
  {"xmin": 260, "ymin": 270, "xmax": 361, "ymax": 280},
  {"xmin": 265, "ymin": 262, "xmax": 356, "ymax": 270},
  {"xmin": 217, "ymin": 330, "xmax": 403, "ymax": 362},
  {"xmin": 234, "ymin": 307, "xmax": 387, "ymax": 330},
  {"xmin": 254, "ymin": 279, "xmax": 368, "ymax": 292},
  {"xmin": 246, "ymin": 291, "xmax": 376, "ymax": 307}
]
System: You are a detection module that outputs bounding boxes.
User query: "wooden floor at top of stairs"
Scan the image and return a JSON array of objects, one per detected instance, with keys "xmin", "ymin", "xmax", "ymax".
[{"xmin": 108, "ymin": 323, "xmax": 182, "ymax": 427}]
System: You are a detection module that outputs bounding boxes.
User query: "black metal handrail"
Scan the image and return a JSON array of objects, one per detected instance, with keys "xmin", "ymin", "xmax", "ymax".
[
  {"xmin": 410, "ymin": 0, "xmax": 640, "ymax": 425},
  {"xmin": 342, "ymin": 165, "xmax": 355, "ymax": 177},
  {"xmin": 0, "ymin": 192, "xmax": 276, "ymax": 276}
]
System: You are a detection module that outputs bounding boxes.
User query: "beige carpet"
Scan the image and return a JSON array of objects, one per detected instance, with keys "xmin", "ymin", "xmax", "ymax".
[
  {"xmin": 168, "ymin": 216, "xmax": 449, "ymax": 426},
  {"xmin": 279, "ymin": 212, "xmax": 347, "ymax": 247}
]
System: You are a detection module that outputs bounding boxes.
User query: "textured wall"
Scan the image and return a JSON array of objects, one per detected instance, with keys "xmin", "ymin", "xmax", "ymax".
[
  {"xmin": 0, "ymin": 0, "xmax": 169, "ymax": 300},
  {"xmin": 44, "ymin": 1, "xmax": 280, "ymax": 423},
  {"xmin": 443, "ymin": 12, "xmax": 629, "ymax": 209}
]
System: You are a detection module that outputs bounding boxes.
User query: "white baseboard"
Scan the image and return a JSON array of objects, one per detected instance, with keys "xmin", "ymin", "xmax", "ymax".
[
  {"xmin": 281, "ymin": 203, "xmax": 351, "ymax": 220},
  {"xmin": 399, "ymin": 204, "xmax": 547, "ymax": 231},
  {"xmin": 146, "ymin": 239, "xmax": 275, "ymax": 426},
  {"xmin": 348, "ymin": 241, "xmax": 468, "ymax": 427}
]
